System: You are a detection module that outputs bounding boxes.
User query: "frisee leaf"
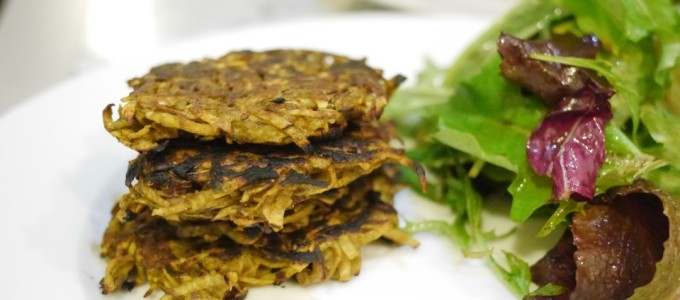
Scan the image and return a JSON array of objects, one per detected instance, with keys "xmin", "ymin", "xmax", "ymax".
[
  {"xmin": 597, "ymin": 155, "xmax": 667, "ymax": 194},
  {"xmin": 404, "ymin": 220, "xmax": 472, "ymax": 253},
  {"xmin": 597, "ymin": 126, "xmax": 667, "ymax": 192},
  {"xmin": 459, "ymin": 167, "xmax": 487, "ymax": 250},
  {"xmin": 537, "ymin": 200, "xmax": 585, "ymax": 237},
  {"xmin": 526, "ymin": 283, "xmax": 569, "ymax": 297},
  {"xmin": 489, "ymin": 251, "xmax": 532, "ymax": 297},
  {"xmin": 383, "ymin": 59, "xmax": 451, "ymax": 120}
]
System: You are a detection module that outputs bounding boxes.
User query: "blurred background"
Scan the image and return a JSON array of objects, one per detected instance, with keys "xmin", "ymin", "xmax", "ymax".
[{"xmin": 0, "ymin": 0, "xmax": 513, "ymax": 116}]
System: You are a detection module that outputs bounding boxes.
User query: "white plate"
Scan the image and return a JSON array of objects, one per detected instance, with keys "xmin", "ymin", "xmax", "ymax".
[
  {"xmin": 0, "ymin": 13, "xmax": 554, "ymax": 300},
  {"xmin": 369, "ymin": 0, "xmax": 516, "ymax": 15}
]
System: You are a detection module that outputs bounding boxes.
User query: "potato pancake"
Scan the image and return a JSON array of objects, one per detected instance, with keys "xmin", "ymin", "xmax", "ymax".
[
  {"xmin": 117, "ymin": 124, "xmax": 424, "ymax": 230},
  {"xmin": 103, "ymin": 50, "xmax": 403, "ymax": 151},
  {"xmin": 100, "ymin": 178, "xmax": 415, "ymax": 300}
]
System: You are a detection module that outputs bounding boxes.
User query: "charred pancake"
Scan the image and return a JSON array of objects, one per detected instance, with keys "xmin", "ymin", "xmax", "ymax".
[
  {"xmin": 100, "ymin": 182, "xmax": 415, "ymax": 300},
  {"xmin": 117, "ymin": 124, "xmax": 425, "ymax": 229},
  {"xmin": 103, "ymin": 49, "xmax": 404, "ymax": 151},
  {"xmin": 170, "ymin": 167, "xmax": 408, "ymax": 246}
]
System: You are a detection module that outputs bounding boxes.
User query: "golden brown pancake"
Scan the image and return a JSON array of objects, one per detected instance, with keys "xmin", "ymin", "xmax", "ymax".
[
  {"xmin": 103, "ymin": 50, "xmax": 403, "ymax": 151},
  {"xmin": 100, "ymin": 176, "xmax": 416, "ymax": 300}
]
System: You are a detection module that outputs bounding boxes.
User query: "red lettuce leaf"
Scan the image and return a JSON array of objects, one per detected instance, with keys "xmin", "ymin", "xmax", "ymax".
[
  {"xmin": 527, "ymin": 231, "xmax": 575, "ymax": 300},
  {"xmin": 498, "ymin": 32, "xmax": 600, "ymax": 107},
  {"xmin": 528, "ymin": 181, "xmax": 669, "ymax": 300},
  {"xmin": 527, "ymin": 85, "xmax": 613, "ymax": 201}
]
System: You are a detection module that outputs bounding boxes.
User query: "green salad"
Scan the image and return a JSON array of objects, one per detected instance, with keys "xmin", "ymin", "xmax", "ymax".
[{"xmin": 385, "ymin": 0, "xmax": 680, "ymax": 299}]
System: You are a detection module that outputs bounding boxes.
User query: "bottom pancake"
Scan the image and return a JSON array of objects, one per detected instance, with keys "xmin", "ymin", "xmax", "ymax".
[{"xmin": 100, "ymin": 174, "xmax": 416, "ymax": 299}]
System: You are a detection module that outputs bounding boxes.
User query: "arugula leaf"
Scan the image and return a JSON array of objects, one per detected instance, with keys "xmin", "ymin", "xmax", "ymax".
[
  {"xmin": 508, "ymin": 161, "xmax": 553, "ymax": 222},
  {"xmin": 435, "ymin": 55, "xmax": 545, "ymax": 172},
  {"xmin": 433, "ymin": 128, "xmax": 518, "ymax": 172}
]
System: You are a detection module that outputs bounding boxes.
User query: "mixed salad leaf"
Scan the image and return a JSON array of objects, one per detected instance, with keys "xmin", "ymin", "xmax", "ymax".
[
  {"xmin": 385, "ymin": 0, "xmax": 680, "ymax": 298},
  {"xmin": 498, "ymin": 32, "xmax": 615, "ymax": 202}
]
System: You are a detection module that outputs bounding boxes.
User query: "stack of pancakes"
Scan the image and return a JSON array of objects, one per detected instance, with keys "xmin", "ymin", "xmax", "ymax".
[{"xmin": 99, "ymin": 50, "xmax": 424, "ymax": 300}]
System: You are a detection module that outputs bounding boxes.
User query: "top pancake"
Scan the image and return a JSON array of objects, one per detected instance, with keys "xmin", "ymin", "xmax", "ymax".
[{"xmin": 103, "ymin": 49, "xmax": 403, "ymax": 151}]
